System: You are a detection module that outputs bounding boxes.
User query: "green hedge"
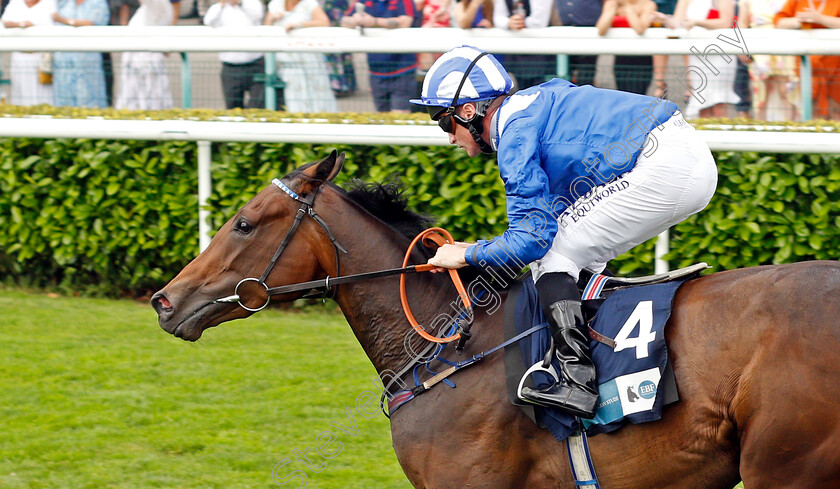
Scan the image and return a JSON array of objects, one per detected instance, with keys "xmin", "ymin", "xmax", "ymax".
[{"xmin": 1, "ymin": 137, "xmax": 838, "ymax": 296}]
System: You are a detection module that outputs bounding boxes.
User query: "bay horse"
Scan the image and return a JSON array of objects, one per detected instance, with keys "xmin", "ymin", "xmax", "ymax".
[{"xmin": 152, "ymin": 151, "xmax": 840, "ymax": 489}]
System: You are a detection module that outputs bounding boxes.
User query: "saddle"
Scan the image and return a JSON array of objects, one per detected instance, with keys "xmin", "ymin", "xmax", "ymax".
[
  {"xmin": 578, "ymin": 262, "xmax": 710, "ymax": 346},
  {"xmin": 579, "ymin": 263, "xmax": 709, "ymax": 289},
  {"xmin": 504, "ymin": 263, "xmax": 708, "ymax": 442}
]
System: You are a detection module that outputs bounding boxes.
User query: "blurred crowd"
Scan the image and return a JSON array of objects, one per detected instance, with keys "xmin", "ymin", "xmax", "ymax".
[{"xmin": 1, "ymin": 0, "xmax": 839, "ymax": 119}]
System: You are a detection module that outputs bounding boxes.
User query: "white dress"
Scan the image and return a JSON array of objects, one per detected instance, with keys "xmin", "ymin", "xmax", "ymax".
[
  {"xmin": 267, "ymin": 0, "xmax": 338, "ymax": 113},
  {"xmin": 683, "ymin": 0, "xmax": 740, "ymax": 117},
  {"xmin": 115, "ymin": 0, "xmax": 174, "ymax": 110},
  {"xmin": 1, "ymin": 0, "xmax": 57, "ymax": 106}
]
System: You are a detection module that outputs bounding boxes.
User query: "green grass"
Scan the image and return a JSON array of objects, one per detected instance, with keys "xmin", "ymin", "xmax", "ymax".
[
  {"xmin": 0, "ymin": 288, "xmax": 749, "ymax": 489},
  {"xmin": 0, "ymin": 288, "xmax": 411, "ymax": 489}
]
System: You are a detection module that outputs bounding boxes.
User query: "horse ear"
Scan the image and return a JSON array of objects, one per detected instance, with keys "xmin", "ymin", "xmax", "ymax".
[
  {"xmin": 294, "ymin": 150, "xmax": 345, "ymax": 196},
  {"xmin": 330, "ymin": 151, "xmax": 346, "ymax": 181}
]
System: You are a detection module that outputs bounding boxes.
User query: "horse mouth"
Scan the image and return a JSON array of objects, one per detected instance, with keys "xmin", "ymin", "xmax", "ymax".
[{"xmin": 161, "ymin": 301, "xmax": 228, "ymax": 342}]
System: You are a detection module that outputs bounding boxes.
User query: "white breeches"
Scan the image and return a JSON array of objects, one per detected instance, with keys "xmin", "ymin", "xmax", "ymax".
[{"xmin": 530, "ymin": 113, "xmax": 718, "ymax": 282}]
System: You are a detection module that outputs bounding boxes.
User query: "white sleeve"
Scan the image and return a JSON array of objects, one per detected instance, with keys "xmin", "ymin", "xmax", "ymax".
[
  {"xmin": 493, "ymin": 0, "xmax": 510, "ymax": 30},
  {"xmin": 241, "ymin": 0, "xmax": 266, "ymax": 23},
  {"xmin": 203, "ymin": 3, "xmax": 223, "ymax": 26},
  {"xmin": 1, "ymin": 0, "xmax": 24, "ymax": 22},
  {"xmin": 267, "ymin": 0, "xmax": 282, "ymax": 14},
  {"xmin": 524, "ymin": 0, "xmax": 551, "ymax": 28},
  {"xmin": 39, "ymin": 0, "xmax": 58, "ymax": 25},
  {"xmin": 301, "ymin": 0, "xmax": 318, "ymax": 18}
]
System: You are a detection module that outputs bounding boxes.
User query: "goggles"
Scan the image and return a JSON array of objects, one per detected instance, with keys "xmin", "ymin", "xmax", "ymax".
[{"xmin": 428, "ymin": 106, "xmax": 471, "ymax": 134}]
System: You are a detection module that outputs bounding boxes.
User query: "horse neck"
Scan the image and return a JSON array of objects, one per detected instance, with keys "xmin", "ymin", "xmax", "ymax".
[{"xmin": 317, "ymin": 188, "xmax": 457, "ymax": 375}]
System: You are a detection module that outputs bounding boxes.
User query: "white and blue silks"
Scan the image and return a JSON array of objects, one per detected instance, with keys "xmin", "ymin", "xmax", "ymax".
[{"xmin": 464, "ymin": 81, "xmax": 691, "ymax": 276}]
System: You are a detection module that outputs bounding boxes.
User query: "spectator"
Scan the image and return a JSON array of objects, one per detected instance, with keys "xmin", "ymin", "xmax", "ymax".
[
  {"xmin": 673, "ymin": 0, "xmax": 740, "ymax": 117},
  {"xmin": 104, "ymin": 0, "xmax": 139, "ymax": 106},
  {"xmin": 265, "ymin": 0, "xmax": 337, "ymax": 112},
  {"xmin": 493, "ymin": 0, "xmax": 555, "ymax": 90},
  {"xmin": 203, "ymin": 0, "xmax": 266, "ymax": 109},
  {"xmin": 732, "ymin": 0, "xmax": 751, "ymax": 117},
  {"xmin": 740, "ymin": 0, "xmax": 798, "ymax": 120},
  {"xmin": 196, "ymin": 0, "xmax": 211, "ymax": 17},
  {"xmin": 774, "ymin": 0, "xmax": 840, "ymax": 119},
  {"xmin": 596, "ymin": 0, "xmax": 657, "ymax": 94},
  {"xmin": 169, "ymin": 0, "xmax": 179, "ymax": 22},
  {"xmin": 109, "ymin": 0, "xmax": 136, "ymax": 25},
  {"xmin": 417, "ymin": 0, "xmax": 449, "ymax": 26},
  {"xmin": 341, "ymin": 0, "xmax": 416, "ymax": 112},
  {"xmin": 51, "ymin": 0, "xmax": 110, "ymax": 108},
  {"xmin": 103, "ymin": 0, "xmax": 174, "ymax": 108},
  {"xmin": 453, "ymin": 0, "xmax": 492, "ymax": 27},
  {"xmin": 652, "ymin": 0, "xmax": 676, "ymax": 96},
  {"xmin": 115, "ymin": 0, "xmax": 174, "ymax": 109},
  {"xmin": 2, "ymin": 0, "xmax": 57, "ymax": 106},
  {"xmin": 320, "ymin": 0, "xmax": 357, "ymax": 97},
  {"xmin": 555, "ymin": 0, "xmax": 601, "ymax": 86},
  {"xmin": 415, "ymin": 0, "xmax": 450, "ymax": 72},
  {"xmin": 449, "ymin": 0, "xmax": 497, "ymax": 112}
]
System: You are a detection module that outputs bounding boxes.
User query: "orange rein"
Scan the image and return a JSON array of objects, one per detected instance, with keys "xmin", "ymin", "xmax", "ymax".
[{"xmin": 400, "ymin": 228, "xmax": 472, "ymax": 344}]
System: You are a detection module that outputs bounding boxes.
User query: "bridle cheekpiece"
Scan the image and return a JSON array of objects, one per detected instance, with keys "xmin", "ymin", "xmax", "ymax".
[{"xmin": 214, "ymin": 178, "xmax": 347, "ymax": 312}]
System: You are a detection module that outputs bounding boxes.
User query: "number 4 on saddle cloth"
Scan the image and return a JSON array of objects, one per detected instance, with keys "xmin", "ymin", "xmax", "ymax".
[{"xmin": 504, "ymin": 263, "xmax": 709, "ymax": 443}]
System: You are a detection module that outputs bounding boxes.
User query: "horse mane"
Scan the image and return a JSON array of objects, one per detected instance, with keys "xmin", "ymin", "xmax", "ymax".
[
  {"xmin": 338, "ymin": 179, "xmax": 512, "ymax": 291},
  {"xmin": 342, "ymin": 179, "xmax": 435, "ymax": 241},
  {"xmin": 286, "ymin": 165, "xmax": 508, "ymax": 289}
]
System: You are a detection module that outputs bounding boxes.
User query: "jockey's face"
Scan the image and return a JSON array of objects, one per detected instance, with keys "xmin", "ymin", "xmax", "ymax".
[{"xmin": 448, "ymin": 104, "xmax": 481, "ymax": 157}]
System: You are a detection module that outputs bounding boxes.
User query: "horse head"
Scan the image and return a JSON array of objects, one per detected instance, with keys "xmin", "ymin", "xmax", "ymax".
[{"xmin": 151, "ymin": 150, "xmax": 345, "ymax": 341}]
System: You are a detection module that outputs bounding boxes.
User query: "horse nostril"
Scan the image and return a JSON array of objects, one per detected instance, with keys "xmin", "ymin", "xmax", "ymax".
[{"xmin": 151, "ymin": 291, "xmax": 173, "ymax": 315}]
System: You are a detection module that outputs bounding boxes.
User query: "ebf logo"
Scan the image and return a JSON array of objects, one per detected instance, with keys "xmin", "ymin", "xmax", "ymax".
[{"xmin": 638, "ymin": 380, "xmax": 657, "ymax": 399}]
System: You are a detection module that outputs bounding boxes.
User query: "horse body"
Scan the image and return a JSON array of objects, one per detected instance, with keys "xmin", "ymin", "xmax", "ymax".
[
  {"xmin": 388, "ymin": 263, "xmax": 840, "ymax": 489},
  {"xmin": 152, "ymin": 152, "xmax": 840, "ymax": 489}
]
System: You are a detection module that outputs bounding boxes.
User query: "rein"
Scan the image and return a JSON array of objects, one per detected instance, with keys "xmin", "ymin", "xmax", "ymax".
[
  {"xmin": 214, "ymin": 180, "xmax": 473, "ymax": 344},
  {"xmin": 214, "ymin": 178, "xmax": 348, "ymax": 311},
  {"xmin": 215, "ymin": 177, "xmax": 483, "ymax": 412},
  {"xmin": 400, "ymin": 228, "xmax": 472, "ymax": 344},
  {"xmin": 382, "ymin": 322, "xmax": 550, "ymax": 418}
]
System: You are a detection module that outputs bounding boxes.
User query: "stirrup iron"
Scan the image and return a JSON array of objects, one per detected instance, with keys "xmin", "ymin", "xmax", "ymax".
[{"xmin": 517, "ymin": 361, "xmax": 560, "ymax": 402}]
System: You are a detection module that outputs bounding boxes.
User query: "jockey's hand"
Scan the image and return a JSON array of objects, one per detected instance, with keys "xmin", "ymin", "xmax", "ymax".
[{"xmin": 427, "ymin": 243, "xmax": 469, "ymax": 271}]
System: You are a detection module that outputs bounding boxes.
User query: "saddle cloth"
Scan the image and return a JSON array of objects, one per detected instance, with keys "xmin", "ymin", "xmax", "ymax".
[{"xmin": 504, "ymin": 276, "xmax": 689, "ymax": 443}]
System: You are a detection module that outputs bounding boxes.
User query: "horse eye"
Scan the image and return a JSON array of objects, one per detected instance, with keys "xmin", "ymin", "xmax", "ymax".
[{"xmin": 235, "ymin": 219, "xmax": 254, "ymax": 235}]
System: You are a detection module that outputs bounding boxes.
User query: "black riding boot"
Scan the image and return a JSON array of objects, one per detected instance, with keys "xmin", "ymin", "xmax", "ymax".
[{"xmin": 520, "ymin": 275, "xmax": 599, "ymax": 418}]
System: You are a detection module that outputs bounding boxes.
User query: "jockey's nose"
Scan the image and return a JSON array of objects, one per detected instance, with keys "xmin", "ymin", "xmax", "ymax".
[{"xmin": 449, "ymin": 133, "xmax": 457, "ymax": 144}]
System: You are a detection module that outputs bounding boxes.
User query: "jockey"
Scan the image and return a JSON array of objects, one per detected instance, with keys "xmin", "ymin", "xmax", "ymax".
[{"xmin": 410, "ymin": 45, "xmax": 718, "ymax": 418}]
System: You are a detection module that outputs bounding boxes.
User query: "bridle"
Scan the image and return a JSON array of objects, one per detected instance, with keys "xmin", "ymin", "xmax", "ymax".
[
  {"xmin": 214, "ymin": 176, "xmax": 479, "ymax": 409},
  {"xmin": 213, "ymin": 178, "xmax": 440, "ymax": 312},
  {"xmin": 214, "ymin": 178, "xmax": 347, "ymax": 311}
]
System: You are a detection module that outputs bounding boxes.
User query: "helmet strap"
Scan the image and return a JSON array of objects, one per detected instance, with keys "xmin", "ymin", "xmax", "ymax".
[
  {"xmin": 440, "ymin": 50, "xmax": 499, "ymax": 154},
  {"xmin": 449, "ymin": 52, "xmax": 490, "ymax": 109},
  {"xmin": 468, "ymin": 121, "xmax": 495, "ymax": 154},
  {"xmin": 462, "ymin": 99, "xmax": 495, "ymax": 154}
]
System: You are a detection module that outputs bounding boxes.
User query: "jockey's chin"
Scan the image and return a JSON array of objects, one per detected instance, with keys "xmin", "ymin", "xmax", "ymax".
[{"xmin": 450, "ymin": 128, "xmax": 482, "ymax": 157}]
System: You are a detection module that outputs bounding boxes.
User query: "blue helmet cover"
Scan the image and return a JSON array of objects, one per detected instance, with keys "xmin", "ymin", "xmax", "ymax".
[{"xmin": 410, "ymin": 45, "xmax": 513, "ymax": 108}]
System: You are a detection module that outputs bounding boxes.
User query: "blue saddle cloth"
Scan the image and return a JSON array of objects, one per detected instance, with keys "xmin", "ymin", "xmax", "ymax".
[{"xmin": 504, "ymin": 277, "xmax": 688, "ymax": 443}]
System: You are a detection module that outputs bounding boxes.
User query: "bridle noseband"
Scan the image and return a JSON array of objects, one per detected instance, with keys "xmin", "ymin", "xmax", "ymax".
[
  {"xmin": 215, "ymin": 178, "xmax": 347, "ymax": 312},
  {"xmin": 213, "ymin": 178, "xmax": 481, "ymax": 410}
]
